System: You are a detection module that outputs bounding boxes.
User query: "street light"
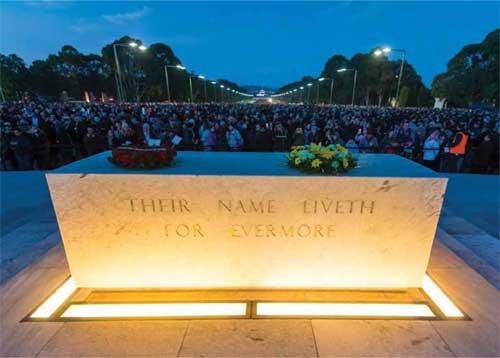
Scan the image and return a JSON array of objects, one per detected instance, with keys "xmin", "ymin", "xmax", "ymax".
[
  {"xmin": 316, "ymin": 77, "xmax": 326, "ymax": 104},
  {"xmin": 164, "ymin": 63, "xmax": 186, "ymax": 102},
  {"xmin": 112, "ymin": 42, "xmax": 147, "ymax": 102},
  {"xmin": 197, "ymin": 75, "xmax": 207, "ymax": 102},
  {"xmin": 316, "ymin": 76, "xmax": 334, "ymax": 105},
  {"xmin": 210, "ymin": 81, "xmax": 217, "ymax": 102},
  {"xmin": 374, "ymin": 46, "xmax": 406, "ymax": 106},
  {"xmin": 306, "ymin": 83, "xmax": 313, "ymax": 104},
  {"xmin": 337, "ymin": 68, "xmax": 358, "ymax": 106}
]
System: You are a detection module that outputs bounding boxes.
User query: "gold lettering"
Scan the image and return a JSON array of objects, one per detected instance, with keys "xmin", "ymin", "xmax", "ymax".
[
  {"xmin": 281, "ymin": 225, "xmax": 295, "ymax": 237},
  {"xmin": 335, "ymin": 201, "xmax": 345, "ymax": 214},
  {"xmin": 158, "ymin": 199, "xmax": 171, "ymax": 212},
  {"xmin": 321, "ymin": 200, "xmax": 333, "ymax": 213},
  {"xmin": 314, "ymin": 224, "xmax": 324, "ymax": 238},
  {"xmin": 180, "ymin": 199, "xmax": 191, "ymax": 213},
  {"xmin": 193, "ymin": 224, "xmax": 204, "ymax": 237},
  {"xmin": 266, "ymin": 224, "xmax": 277, "ymax": 237},
  {"xmin": 235, "ymin": 200, "xmax": 246, "ymax": 213},
  {"xmin": 303, "ymin": 200, "xmax": 311, "ymax": 214},
  {"xmin": 229, "ymin": 225, "xmax": 240, "ymax": 237},
  {"xmin": 297, "ymin": 224, "xmax": 311, "ymax": 237},
  {"xmin": 218, "ymin": 200, "xmax": 232, "ymax": 212},
  {"xmin": 268, "ymin": 200, "xmax": 276, "ymax": 214},
  {"xmin": 165, "ymin": 224, "xmax": 204, "ymax": 238},
  {"xmin": 361, "ymin": 200, "xmax": 376, "ymax": 214},
  {"xmin": 164, "ymin": 224, "xmax": 171, "ymax": 237},
  {"xmin": 140, "ymin": 199, "xmax": 156, "ymax": 212},
  {"xmin": 176, "ymin": 224, "xmax": 190, "ymax": 237},
  {"xmin": 250, "ymin": 200, "xmax": 264, "ymax": 213},
  {"xmin": 128, "ymin": 199, "xmax": 137, "ymax": 212}
]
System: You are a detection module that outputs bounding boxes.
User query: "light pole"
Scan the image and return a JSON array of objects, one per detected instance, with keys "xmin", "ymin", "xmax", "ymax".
[
  {"xmin": 211, "ymin": 81, "xmax": 217, "ymax": 102},
  {"xmin": 188, "ymin": 74, "xmax": 194, "ymax": 103},
  {"xmin": 306, "ymin": 83, "xmax": 313, "ymax": 104},
  {"xmin": 198, "ymin": 75, "xmax": 207, "ymax": 102},
  {"xmin": 317, "ymin": 77, "xmax": 327, "ymax": 104},
  {"xmin": 299, "ymin": 86, "xmax": 304, "ymax": 103},
  {"xmin": 337, "ymin": 68, "xmax": 358, "ymax": 106},
  {"xmin": 374, "ymin": 47, "xmax": 406, "ymax": 106},
  {"xmin": 112, "ymin": 41, "xmax": 146, "ymax": 102},
  {"xmin": 164, "ymin": 64, "xmax": 186, "ymax": 102},
  {"xmin": 220, "ymin": 84, "xmax": 225, "ymax": 102},
  {"xmin": 329, "ymin": 76, "xmax": 334, "ymax": 105}
]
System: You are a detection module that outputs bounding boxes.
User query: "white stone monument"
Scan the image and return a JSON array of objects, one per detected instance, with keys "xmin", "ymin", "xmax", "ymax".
[{"xmin": 47, "ymin": 152, "xmax": 447, "ymax": 290}]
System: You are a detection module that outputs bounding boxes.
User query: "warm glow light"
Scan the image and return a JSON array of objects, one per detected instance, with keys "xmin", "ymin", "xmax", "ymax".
[
  {"xmin": 256, "ymin": 303, "xmax": 435, "ymax": 317},
  {"xmin": 300, "ymin": 86, "xmax": 304, "ymax": 90},
  {"xmin": 382, "ymin": 47, "xmax": 391, "ymax": 53},
  {"xmin": 307, "ymin": 83, "xmax": 313, "ymax": 87},
  {"xmin": 337, "ymin": 68, "xmax": 347, "ymax": 72},
  {"xmin": 374, "ymin": 49, "xmax": 383, "ymax": 56},
  {"xmin": 176, "ymin": 65, "xmax": 186, "ymax": 70},
  {"xmin": 129, "ymin": 42, "xmax": 138, "ymax": 48},
  {"xmin": 61, "ymin": 303, "xmax": 247, "ymax": 318},
  {"xmin": 138, "ymin": 45, "xmax": 147, "ymax": 51},
  {"xmin": 198, "ymin": 75, "xmax": 205, "ymax": 79},
  {"xmin": 318, "ymin": 77, "xmax": 326, "ymax": 81},
  {"xmin": 30, "ymin": 278, "xmax": 76, "ymax": 318},
  {"xmin": 422, "ymin": 274, "xmax": 463, "ymax": 318},
  {"xmin": 211, "ymin": 81, "xmax": 217, "ymax": 84},
  {"xmin": 220, "ymin": 85, "xmax": 224, "ymax": 88}
]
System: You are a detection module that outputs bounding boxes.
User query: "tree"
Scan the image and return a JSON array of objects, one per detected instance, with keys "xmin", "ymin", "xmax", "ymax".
[
  {"xmin": 0, "ymin": 54, "xmax": 29, "ymax": 100},
  {"xmin": 398, "ymin": 86, "xmax": 410, "ymax": 107},
  {"xmin": 277, "ymin": 50, "xmax": 431, "ymax": 107},
  {"xmin": 432, "ymin": 29, "xmax": 499, "ymax": 107}
]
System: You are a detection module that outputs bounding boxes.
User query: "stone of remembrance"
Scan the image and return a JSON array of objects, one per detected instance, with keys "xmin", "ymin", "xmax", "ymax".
[{"xmin": 47, "ymin": 152, "xmax": 447, "ymax": 289}]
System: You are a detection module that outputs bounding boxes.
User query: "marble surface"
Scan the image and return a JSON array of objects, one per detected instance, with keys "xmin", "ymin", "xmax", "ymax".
[{"xmin": 47, "ymin": 164, "xmax": 446, "ymax": 288}]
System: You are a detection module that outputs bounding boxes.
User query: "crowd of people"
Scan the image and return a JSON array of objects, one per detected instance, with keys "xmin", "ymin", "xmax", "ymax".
[{"xmin": 1, "ymin": 101, "xmax": 498, "ymax": 174}]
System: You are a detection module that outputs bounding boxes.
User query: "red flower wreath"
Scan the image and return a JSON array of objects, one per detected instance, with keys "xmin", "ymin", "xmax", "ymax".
[{"xmin": 108, "ymin": 145, "xmax": 176, "ymax": 169}]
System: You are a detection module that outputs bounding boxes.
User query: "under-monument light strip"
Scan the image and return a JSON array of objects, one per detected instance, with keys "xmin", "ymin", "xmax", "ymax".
[
  {"xmin": 61, "ymin": 303, "xmax": 248, "ymax": 318},
  {"xmin": 28, "ymin": 274, "xmax": 463, "ymax": 320},
  {"xmin": 30, "ymin": 277, "xmax": 76, "ymax": 318},
  {"xmin": 256, "ymin": 302, "xmax": 435, "ymax": 317},
  {"xmin": 422, "ymin": 274, "xmax": 463, "ymax": 317}
]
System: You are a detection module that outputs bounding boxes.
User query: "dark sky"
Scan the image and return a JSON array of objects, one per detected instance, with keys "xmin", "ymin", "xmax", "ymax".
[{"xmin": 1, "ymin": 1, "xmax": 498, "ymax": 88}]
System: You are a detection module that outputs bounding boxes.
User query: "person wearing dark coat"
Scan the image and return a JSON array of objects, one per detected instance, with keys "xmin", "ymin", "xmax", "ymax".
[
  {"xmin": 32, "ymin": 127, "xmax": 51, "ymax": 169},
  {"xmin": 11, "ymin": 128, "xmax": 34, "ymax": 170},
  {"xmin": 471, "ymin": 134, "xmax": 495, "ymax": 173},
  {"xmin": 254, "ymin": 124, "xmax": 273, "ymax": 152},
  {"xmin": 83, "ymin": 127, "xmax": 102, "ymax": 157}
]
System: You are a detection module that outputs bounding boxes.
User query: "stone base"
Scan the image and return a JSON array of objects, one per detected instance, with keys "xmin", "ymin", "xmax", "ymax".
[{"xmin": 1, "ymin": 240, "xmax": 498, "ymax": 357}]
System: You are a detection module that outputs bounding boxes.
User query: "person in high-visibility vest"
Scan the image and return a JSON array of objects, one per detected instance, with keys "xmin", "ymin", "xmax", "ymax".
[{"xmin": 447, "ymin": 130, "xmax": 469, "ymax": 172}]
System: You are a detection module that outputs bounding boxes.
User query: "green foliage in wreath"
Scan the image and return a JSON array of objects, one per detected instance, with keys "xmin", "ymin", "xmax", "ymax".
[{"xmin": 287, "ymin": 143, "xmax": 357, "ymax": 175}]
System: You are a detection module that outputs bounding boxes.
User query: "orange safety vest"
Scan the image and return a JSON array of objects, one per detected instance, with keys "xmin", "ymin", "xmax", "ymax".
[{"xmin": 449, "ymin": 132, "xmax": 468, "ymax": 155}]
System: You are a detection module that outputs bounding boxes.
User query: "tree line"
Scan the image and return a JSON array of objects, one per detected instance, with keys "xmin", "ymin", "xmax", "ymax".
[
  {"xmin": 1, "ymin": 30, "xmax": 498, "ymax": 107},
  {"xmin": 277, "ymin": 29, "xmax": 499, "ymax": 108},
  {"xmin": 0, "ymin": 35, "xmax": 246, "ymax": 103}
]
